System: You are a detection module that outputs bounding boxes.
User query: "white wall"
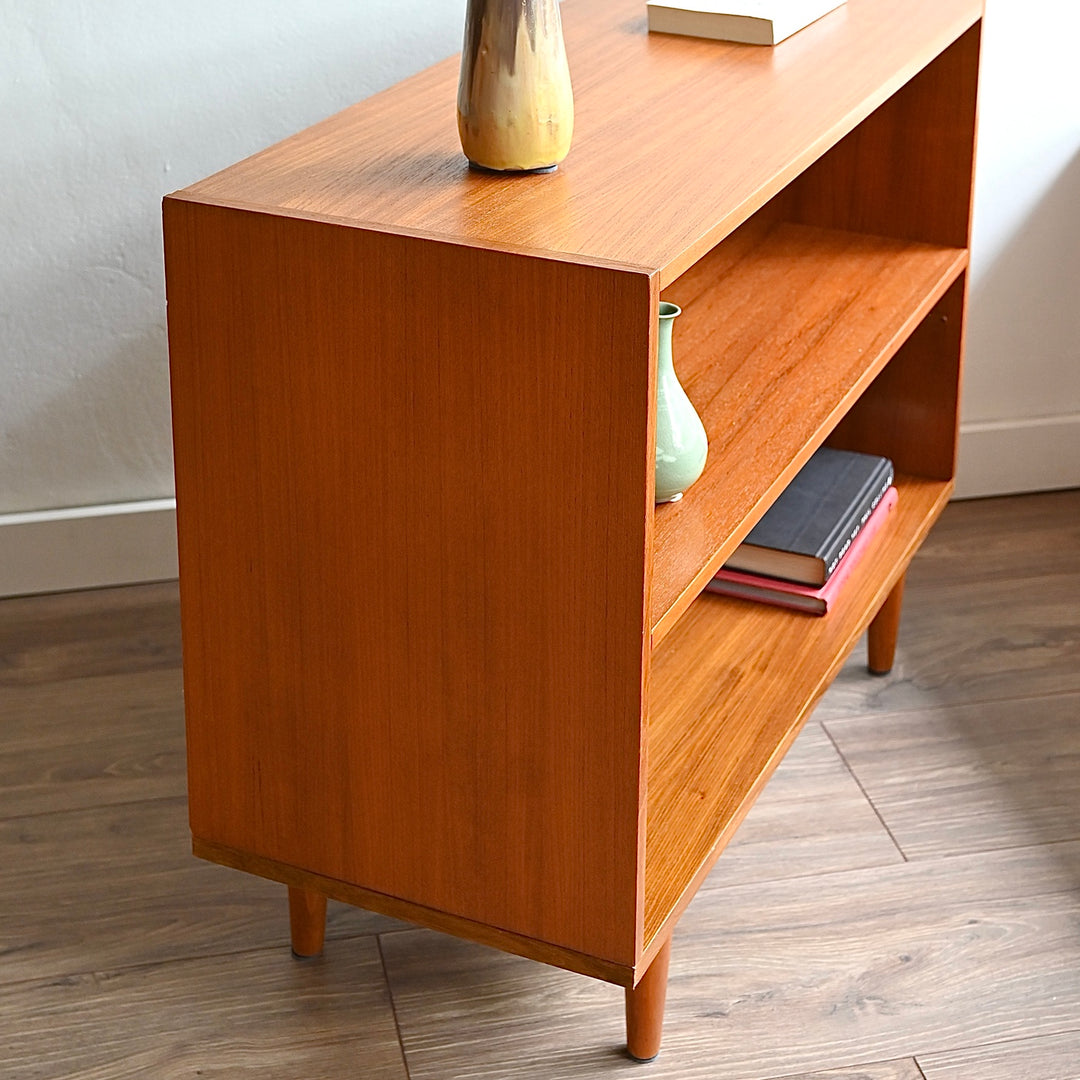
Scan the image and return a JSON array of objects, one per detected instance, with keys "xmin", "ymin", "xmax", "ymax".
[
  {"xmin": 0, "ymin": 0, "xmax": 461, "ymax": 517},
  {"xmin": 956, "ymin": 0, "xmax": 1080, "ymax": 496},
  {"xmin": 0, "ymin": 0, "xmax": 1076, "ymax": 593}
]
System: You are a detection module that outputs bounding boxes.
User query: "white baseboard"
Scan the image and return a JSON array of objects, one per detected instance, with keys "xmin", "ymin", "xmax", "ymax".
[
  {"xmin": 0, "ymin": 499, "xmax": 178, "ymax": 598},
  {"xmin": 955, "ymin": 414, "xmax": 1080, "ymax": 499}
]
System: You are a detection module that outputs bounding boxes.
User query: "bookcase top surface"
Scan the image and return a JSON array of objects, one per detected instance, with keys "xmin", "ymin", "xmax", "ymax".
[{"xmin": 173, "ymin": 0, "xmax": 980, "ymax": 283}]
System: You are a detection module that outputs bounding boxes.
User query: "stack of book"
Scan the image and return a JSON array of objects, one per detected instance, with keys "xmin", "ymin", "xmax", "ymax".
[{"xmin": 706, "ymin": 447, "xmax": 896, "ymax": 615}]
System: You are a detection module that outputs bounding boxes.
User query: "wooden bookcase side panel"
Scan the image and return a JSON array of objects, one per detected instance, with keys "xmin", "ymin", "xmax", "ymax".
[
  {"xmin": 827, "ymin": 274, "xmax": 967, "ymax": 480},
  {"xmin": 785, "ymin": 22, "xmax": 982, "ymax": 250},
  {"xmin": 649, "ymin": 217, "xmax": 967, "ymax": 640},
  {"xmin": 643, "ymin": 475, "xmax": 952, "ymax": 952},
  {"xmin": 164, "ymin": 197, "xmax": 654, "ymax": 966}
]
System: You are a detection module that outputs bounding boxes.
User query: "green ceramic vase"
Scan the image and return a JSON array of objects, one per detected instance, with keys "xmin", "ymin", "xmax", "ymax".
[{"xmin": 655, "ymin": 302, "xmax": 708, "ymax": 504}]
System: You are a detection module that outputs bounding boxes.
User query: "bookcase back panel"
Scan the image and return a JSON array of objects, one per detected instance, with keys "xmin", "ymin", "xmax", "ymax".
[
  {"xmin": 785, "ymin": 23, "xmax": 981, "ymax": 249},
  {"xmin": 827, "ymin": 274, "xmax": 967, "ymax": 481},
  {"xmin": 165, "ymin": 199, "xmax": 652, "ymax": 965}
]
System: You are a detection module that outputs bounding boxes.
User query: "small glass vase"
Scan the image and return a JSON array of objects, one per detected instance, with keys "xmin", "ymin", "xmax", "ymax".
[
  {"xmin": 655, "ymin": 302, "xmax": 708, "ymax": 504},
  {"xmin": 457, "ymin": 0, "xmax": 574, "ymax": 173}
]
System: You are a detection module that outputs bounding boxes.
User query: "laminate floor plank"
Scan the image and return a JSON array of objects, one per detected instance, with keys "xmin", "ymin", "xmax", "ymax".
[
  {"xmin": 775, "ymin": 1064, "xmax": 926, "ymax": 1080},
  {"xmin": 670, "ymin": 842, "xmax": 1080, "ymax": 1079},
  {"xmin": 381, "ymin": 842, "xmax": 1080, "ymax": 1079},
  {"xmin": 376, "ymin": 941, "xmax": 923, "ymax": 1080},
  {"xmin": 815, "ymin": 492, "xmax": 1079, "ymax": 722},
  {"xmin": 814, "ymin": 569, "xmax": 1080, "ymax": 722},
  {"xmin": 0, "ymin": 935, "xmax": 407, "ymax": 1080},
  {"xmin": 899, "ymin": 490, "xmax": 1080, "ymax": 588},
  {"xmin": 0, "ymin": 796, "xmax": 403, "ymax": 987},
  {"xmin": 0, "ymin": 667, "xmax": 187, "ymax": 818},
  {"xmin": 0, "ymin": 581, "xmax": 182, "ymax": 687},
  {"xmin": 825, "ymin": 693, "xmax": 1080, "ymax": 859},
  {"xmin": 700, "ymin": 722, "xmax": 903, "ymax": 890},
  {"xmin": 918, "ymin": 1029, "xmax": 1080, "ymax": 1080},
  {"xmin": 380, "ymin": 929, "xmax": 629, "ymax": 1078}
]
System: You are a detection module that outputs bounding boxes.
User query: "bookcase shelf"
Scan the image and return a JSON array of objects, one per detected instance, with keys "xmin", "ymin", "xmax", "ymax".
[
  {"xmin": 163, "ymin": 0, "xmax": 982, "ymax": 1060},
  {"xmin": 645, "ymin": 474, "xmax": 951, "ymax": 949},
  {"xmin": 651, "ymin": 217, "xmax": 967, "ymax": 640}
]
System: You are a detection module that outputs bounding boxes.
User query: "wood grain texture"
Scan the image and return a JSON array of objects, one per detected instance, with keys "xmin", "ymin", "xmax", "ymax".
[
  {"xmin": 0, "ymin": 667, "xmax": 185, "ymax": 819},
  {"xmin": 900, "ymin": 488, "xmax": 1080, "ymax": 586},
  {"xmin": 0, "ymin": 936, "xmax": 407, "ymax": 1080},
  {"xmin": 645, "ymin": 477, "xmax": 950, "ymax": 949},
  {"xmin": 867, "ymin": 574, "xmax": 906, "ymax": 674},
  {"xmin": 625, "ymin": 937, "xmax": 671, "ymax": 1060},
  {"xmin": 919, "ymin": 1030, "xmax": 1080, "ymax": 1080},
  {"xmin": 165, "ymin": 199, "xmax": 652, "ymax": 966},
  {"xmin": 173, "ymin": 0, "xmax": 981, "ymax": 287},
  {"xmin": 827, "ymin": 274, "xmax": 966, "ymax": 482},
  {"xmin": 647, "ymin": 842, "xmax": 1080, "ymax": 1079},
  {"xmin": 289, "ymin": 886, "xmax": 327, "ymax": 957},
  {"xmin": 0, "ymin": 580, "xmax": 181, "ymax": 688},
  {"xmin": 652, "ymin": 220, "xmax": 965, "ymax": 638},
  {"xmin": 814, "ymin": 490, "xmax": 1080, "ymax": 721},
  {"xmin": 826, "ymin": 692, "xmax": 1080, "ymax": 859},
  {"xmin": 699, "ymin": 722, "xmax": 903, "ymax": 891},
  {"xmin": 771, "ymin": 1065, "xmax": 926, "ymax": 1080},
  {"xmin": 0, "ymin": 582, "xmax": 186, "ymax": 818},
  {"xmin": 379, "ymin": 928, "xmax": 630, "ymax": 1077},
  {"xmin": 381, "ymin": 942, "xmax": 927, "ymax": 1079},
  {"xmin": 194, "ymin": 837, "xmax": 635, "ymax": 987},
  {"xmin": 0, "ymin": 796, "xmax": 400, "ymax": 987},
  {"xmin": 787, "ymin": 23, "xmax": 981, "ymax": 248},
  {"xmin": 379, "ymin": 843, "xmax": 1080, "ymax": 1079},
  {"xmin": 814, "ymin": 567, "xmax": 1080, "ymax": 722}
]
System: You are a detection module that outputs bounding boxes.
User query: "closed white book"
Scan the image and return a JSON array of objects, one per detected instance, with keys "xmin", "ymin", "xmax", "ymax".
[{"xmin": 646, "ymin": 0, "xmax": 846, "ymax": 46}]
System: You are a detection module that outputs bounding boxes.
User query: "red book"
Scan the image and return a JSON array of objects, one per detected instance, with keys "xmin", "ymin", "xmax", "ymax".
[{"xmin": 705, "ymin": 486, "xmax": 899, "ymax": 615}]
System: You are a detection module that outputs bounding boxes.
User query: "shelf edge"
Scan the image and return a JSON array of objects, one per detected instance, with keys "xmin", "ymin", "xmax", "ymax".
[{"xmin": 163, "ymin": 192, "xmax": 660, "ymax": 279}]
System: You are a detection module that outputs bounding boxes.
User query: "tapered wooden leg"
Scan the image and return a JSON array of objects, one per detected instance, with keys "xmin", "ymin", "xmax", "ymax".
[
  {"xmin": 868, "ymin": 573, "xmax": 906, "ymax": 675},
  {"xmin": 625, "ymin": 937, "xmax": 672, "ymax": 1062},
  {"xmin": 288, "ymin": 885, "xmax": 327, "ymax": 958}
]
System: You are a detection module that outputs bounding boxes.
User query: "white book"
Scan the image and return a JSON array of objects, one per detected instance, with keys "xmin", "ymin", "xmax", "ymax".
[{"xmin": 646, "ymin": 0, "xmax": 846, "ymax": 46}]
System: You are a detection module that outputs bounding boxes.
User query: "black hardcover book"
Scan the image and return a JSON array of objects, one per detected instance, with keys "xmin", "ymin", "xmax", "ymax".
[{"xmin": 725, "ymin": 447, "xmax": 894, "ymax": 586}]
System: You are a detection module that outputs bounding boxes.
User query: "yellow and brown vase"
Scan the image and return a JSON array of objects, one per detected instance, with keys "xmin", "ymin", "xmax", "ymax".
[{"xmin": 457, "ymin": 0, "xmax": 574, "ymax": 173}]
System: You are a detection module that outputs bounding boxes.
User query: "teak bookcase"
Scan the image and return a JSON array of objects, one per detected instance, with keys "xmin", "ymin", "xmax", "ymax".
[{"xmin": 164, "ymin": 0, "xmax": 982, "ymax": 1059}]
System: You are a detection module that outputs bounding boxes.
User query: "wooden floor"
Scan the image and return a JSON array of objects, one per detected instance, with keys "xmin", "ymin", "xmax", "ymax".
[{"xmin": 2, "ymin": 490, "xmax": 1078, "ymax": 1079}]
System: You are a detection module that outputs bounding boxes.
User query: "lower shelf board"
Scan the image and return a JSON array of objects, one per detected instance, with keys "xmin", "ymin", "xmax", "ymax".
[{"xmin": 643, "ymin": 474, "xmax": 952, "ymax": 950}]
